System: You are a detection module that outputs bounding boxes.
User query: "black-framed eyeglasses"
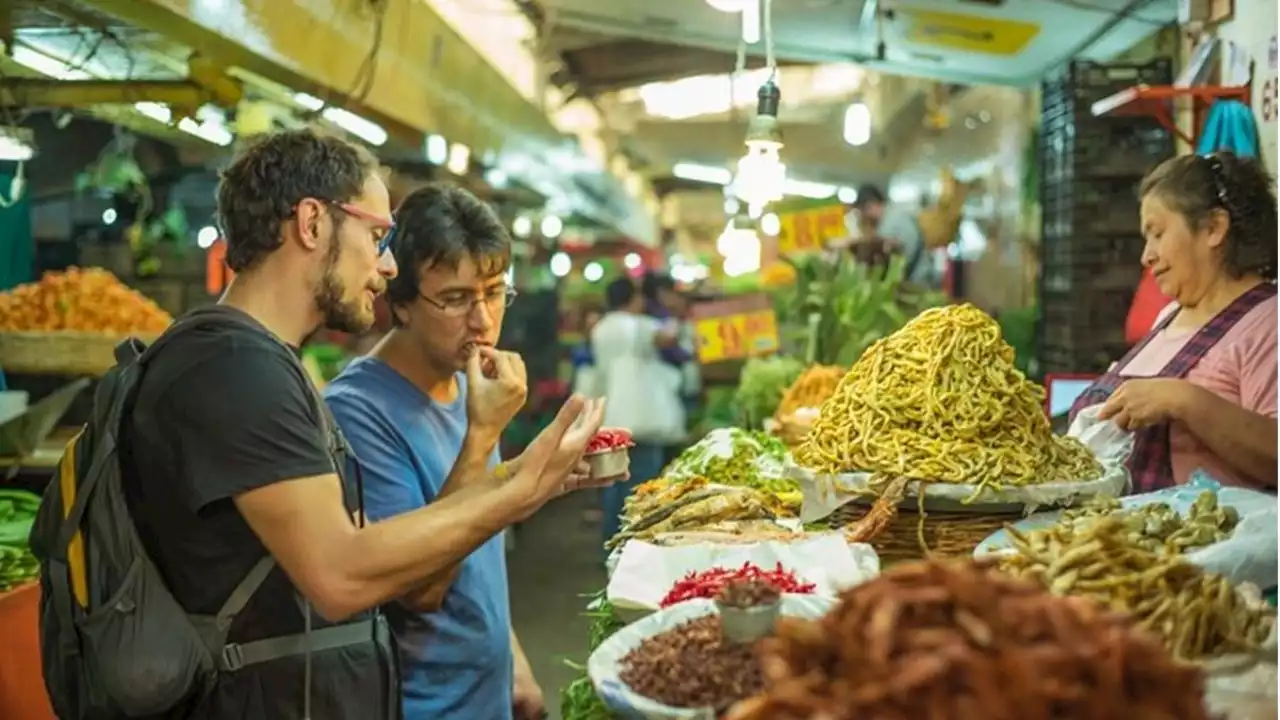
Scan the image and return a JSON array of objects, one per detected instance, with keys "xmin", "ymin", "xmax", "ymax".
[{"xmin": 420, "ymin": 285, "xmax": 518, "ymax": 317}]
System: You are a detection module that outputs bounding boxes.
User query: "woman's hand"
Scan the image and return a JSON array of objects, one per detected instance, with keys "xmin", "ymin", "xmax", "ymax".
[{"xmin": 1098, "ymin": 378, "xmax": 1195, "ymax": 430}]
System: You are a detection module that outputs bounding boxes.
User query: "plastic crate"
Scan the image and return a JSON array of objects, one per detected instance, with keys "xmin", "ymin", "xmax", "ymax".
[
  {"xmin": 1041, "ymin": 235, "xmax": 1144, "ymax": 271},
  {"xmin": 1041, "ymin": 58, "xmax": 1174, "ymax": 113},
  {"xmin": 1038, "ymin": 343, "xmax": 1119, "ymax": 375},
  {"xmin": 1042, "ymin": 129, "xmax": 1173, "ymax": 181}
]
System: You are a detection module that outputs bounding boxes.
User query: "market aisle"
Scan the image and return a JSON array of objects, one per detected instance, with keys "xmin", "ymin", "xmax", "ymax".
[{"xmin": 508, "ymin": 490, "xmax": 607, "ymax": 720}]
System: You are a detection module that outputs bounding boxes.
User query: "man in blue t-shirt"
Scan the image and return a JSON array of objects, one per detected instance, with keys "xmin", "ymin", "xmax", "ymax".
[{"xmin": 325, "ymin": 184, "xmax": 614, "ymax": 719}]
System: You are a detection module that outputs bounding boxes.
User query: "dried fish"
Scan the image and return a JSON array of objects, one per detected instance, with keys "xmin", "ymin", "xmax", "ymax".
[{"xmin": 608, "ymin": 491, "xmax": 780, "ymax": 548}]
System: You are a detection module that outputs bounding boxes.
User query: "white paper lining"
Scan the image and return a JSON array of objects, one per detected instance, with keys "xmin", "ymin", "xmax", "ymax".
[
  {"xmin": 606, "ymin": 533, "xmax": 880, "ymax": 610},
  {"xmin": 793, "ymin": 405, "xmax": 1134, "ymax": 523}
]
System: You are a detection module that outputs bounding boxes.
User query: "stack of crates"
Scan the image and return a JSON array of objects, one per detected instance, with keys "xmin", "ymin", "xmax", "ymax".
[{"xmin": 1037, "ymin": 59, "xmax": 1175, "ymax": 374}]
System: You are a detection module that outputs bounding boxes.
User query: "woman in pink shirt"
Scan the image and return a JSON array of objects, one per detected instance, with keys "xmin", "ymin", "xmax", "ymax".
[{"xmin": 1069, "ymin": 152, "xmax": 1277, "ymax": 493}]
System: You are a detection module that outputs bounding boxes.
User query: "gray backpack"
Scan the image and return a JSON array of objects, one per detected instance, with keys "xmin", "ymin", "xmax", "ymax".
[{"xmin": 29, "ymin": 310, "xmax": 386, "ymax": 719}]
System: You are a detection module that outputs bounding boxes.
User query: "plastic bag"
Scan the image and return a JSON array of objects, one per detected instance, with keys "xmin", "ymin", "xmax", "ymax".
[
  {"xmin": 976, "ymin": 472, "xmax": 1278, "ymax": 591},
  {"xmin": 1066, "ymin": 404, "xmax": 1135, "ymax": 485},
  {"xmin": 1141, "ymin": 473, "xmax": 1277, "ymax": 591},
  {"xmin": 588, "ymin": 595, "xmax": 835, "ymax": 720}
]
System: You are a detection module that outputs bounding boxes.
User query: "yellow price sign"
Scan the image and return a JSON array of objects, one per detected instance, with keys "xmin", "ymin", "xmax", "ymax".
[
  {"xmin": 898, "ymin": 9, "xmax": 1040, "ymax": 56},
  {"xmin": 776, "ymin": 204, "xmax": 847, "ymax": 256},
  {"xmin": 693, "ymin": 309, "xmax": 780, "ymax": 364}
]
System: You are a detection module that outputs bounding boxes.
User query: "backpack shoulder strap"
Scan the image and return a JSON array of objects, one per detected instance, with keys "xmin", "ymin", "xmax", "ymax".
[{"xmin": 213, "ymin": 555, "xmax": 275, "ymax": 632}]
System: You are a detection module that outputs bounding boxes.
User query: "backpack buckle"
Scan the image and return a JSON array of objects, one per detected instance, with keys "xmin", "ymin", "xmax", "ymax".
[{"xmin": 220, "ymin": 643, "xmax": 245, "ymax": 671}]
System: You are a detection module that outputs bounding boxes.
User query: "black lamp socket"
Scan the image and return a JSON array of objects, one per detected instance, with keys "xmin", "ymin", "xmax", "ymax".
[{"xmin": 755, "ymin": 81, "xmax": 781, "ymax": 118}]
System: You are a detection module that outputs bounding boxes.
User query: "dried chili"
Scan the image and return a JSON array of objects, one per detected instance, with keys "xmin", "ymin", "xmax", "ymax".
[{"xmin": 659, "ymin": 562, "xmax": 815, "ymax": 608}]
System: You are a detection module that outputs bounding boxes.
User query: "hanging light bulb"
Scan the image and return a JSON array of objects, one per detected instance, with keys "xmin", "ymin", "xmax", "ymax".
[
  {"xmin": 716, "ymin": 213, "xmax": 758, "ymax": 257},
  {"xmin": 717, "ymin": 214, "xmax": 762, "ymax": 277},
  {"xmin": 843, "ymin": 102, "xmax": 872, "ymax": 147},
  {"xmin": 740, "ymin": 1, "xmax": 761, "ymax": 44},
  {"xmin": 733, "ymin": 80, "xmax": 786, "ymax": 208}
]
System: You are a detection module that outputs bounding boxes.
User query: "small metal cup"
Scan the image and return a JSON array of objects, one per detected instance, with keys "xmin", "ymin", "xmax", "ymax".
[
  {"xmin": 585, "ymin": 447, "xmax": 631, "ymax": 480},
  {"xmin": 716, "ymin": 597, "xmax": 781, "ymax": 644}
]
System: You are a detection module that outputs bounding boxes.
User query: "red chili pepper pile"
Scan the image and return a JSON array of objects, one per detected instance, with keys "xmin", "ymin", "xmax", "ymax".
[
  {"xmin": 659, "ymin": 562, "xmax": 816, "ymax": 608},
  {"xmin": 587, "ymin": 427, "xmax": 634, "ymax": 454}
]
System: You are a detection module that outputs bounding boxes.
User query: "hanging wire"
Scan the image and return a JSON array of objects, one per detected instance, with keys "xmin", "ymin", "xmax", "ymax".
[
  {"xmin": 763, "ymin": 0, "xmax": 776, "ymax": 79},
  {"xmin": 730, "ymin": 38, "xmax": 747, "ymax": 116}
]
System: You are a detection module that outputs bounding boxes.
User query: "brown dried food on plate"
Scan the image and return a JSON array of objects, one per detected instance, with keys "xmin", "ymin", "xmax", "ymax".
[
  {"xmin": 728, "ymin": 558, "xmax": 1214, "ymax": 720},
  {"xmin": 619, "ymin": 616, "xmax": 764, "ymax": 713}
]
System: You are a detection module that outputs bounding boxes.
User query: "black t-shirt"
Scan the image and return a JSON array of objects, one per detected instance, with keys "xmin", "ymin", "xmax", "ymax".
[{"xmin": 121, "ymin": 307, "xmax": 396, "ymax": 720}]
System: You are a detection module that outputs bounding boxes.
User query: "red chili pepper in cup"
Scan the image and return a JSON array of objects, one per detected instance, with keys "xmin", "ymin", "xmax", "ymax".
[
  {"xmin": 586, "ymin": 427, "xmax": 634, "ymax": 455},
  {"xmin": 584, "ymin": 427, "xmax": 633, "ymax": 480},
  {"xmin": 658, "ymin": 562, "xmax": 816, "ymax": 608}
]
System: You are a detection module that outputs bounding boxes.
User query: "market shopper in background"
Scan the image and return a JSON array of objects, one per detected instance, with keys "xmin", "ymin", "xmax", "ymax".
[
  {"xmin": 324, "ymin": 183, "xmax": 612, "ymax": 720},
  {"xmin": 641, "ymin": 272, "xmax": 700, "ymax": 465},
  {"xmin": 118, "ymin": 130, "xmax": 597, "ymax": 719},
  {"xmin": 851, "ymin": 184, "xmax": 935, "ymax": 285},
  {"xmin": 592, "ymin": 277, "xmax": 686, "ymax": 550},
  {"xmin": 1070, "ymin": 152, "xmax": 1277, "ymax": 493}
]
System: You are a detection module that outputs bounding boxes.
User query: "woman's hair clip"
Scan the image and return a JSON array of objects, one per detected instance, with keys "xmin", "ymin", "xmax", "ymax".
[{"xmin": 1203, "ymin": 153, "xmax": 1231, "ymax": 209}]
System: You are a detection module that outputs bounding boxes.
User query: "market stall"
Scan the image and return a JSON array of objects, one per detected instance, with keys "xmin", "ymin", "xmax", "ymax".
[
  {"xmin": 562, "ymin": 299, "xmax": 1278, "ymax": 719},
  {"xmin": 790, "ymin": 303, "xmax": 1124, "ymax": 564},
  {"xmin": 0, "ymin": 267, "xmax": 172, "ymax": 378}
]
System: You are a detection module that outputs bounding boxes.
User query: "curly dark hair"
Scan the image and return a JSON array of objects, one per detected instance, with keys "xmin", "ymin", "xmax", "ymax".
[
  {"xmin": 1139, "ymin": 152, "xmax": 1277, "ymax": 280},
  {"xmin": 385, "ymin": 183, "xmax": 511, "ymax": 322},
  {"xmin": 216, "ymin": 128, "xmax": 381, "ymax": 272}
]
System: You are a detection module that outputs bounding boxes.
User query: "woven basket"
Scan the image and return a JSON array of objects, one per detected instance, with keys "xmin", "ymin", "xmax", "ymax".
[
  {"xmin": 830, "ymin": 500, "xmax": 1018, "ymax": 567},
  {"xmin": 0, "ymin": 331, "xmax": 154, "ymax": 377}
]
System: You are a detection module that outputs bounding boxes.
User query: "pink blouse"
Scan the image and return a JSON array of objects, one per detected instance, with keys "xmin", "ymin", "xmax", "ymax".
[{"xmin": 1120, "ymin": 296, "xmax": 1277, "ymax": 488}]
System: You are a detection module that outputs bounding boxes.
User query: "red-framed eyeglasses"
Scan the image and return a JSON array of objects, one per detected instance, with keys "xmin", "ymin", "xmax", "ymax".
[{"xmin": 331, "ymin": 201, "xmax": 397, "ymax": 256}]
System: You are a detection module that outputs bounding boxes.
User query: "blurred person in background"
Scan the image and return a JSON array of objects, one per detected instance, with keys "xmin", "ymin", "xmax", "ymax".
[
  {"xmin": 852, "ymin": 183, "xmax": 937, "ymax": 285},
  {"xmin": 325, "ymin": 184, "xmax": 612, "ymax": 720},
  {"xmin": 571, "ymin": 307, "xmax": 607, "ymax": 524},
  {"xmin": 592, "ymin": 277, "xmax": 685, "ymax": 553},
  {"xmin": 570, "ymin": 307, "xmax": 603, "ymax": 396},
  {"xmin": 1070, "ymin": 152, "xmax": 1277, "ymax": 493},
  {"xmin": 641, "ymin": 272, "xmax": 700, "ymax": 464}
]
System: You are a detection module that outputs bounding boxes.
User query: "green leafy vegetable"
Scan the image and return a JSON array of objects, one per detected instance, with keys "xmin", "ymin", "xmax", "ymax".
[
  {"xmin": 559, "ymin": 590, "xmax": 626, "ymax": 720},
  {"xmin": 734, "ymin": 356, "xmax": 805, "ymax": 429}
]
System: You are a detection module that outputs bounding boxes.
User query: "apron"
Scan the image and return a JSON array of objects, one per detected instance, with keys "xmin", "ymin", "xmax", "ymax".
[{"xmin": 1068, "ymin": 283, "xmax": 1276, "ymax": 494}]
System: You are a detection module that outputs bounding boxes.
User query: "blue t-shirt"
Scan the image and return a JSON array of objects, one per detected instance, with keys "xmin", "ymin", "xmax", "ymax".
[{"xmin": 324, "ymin": 357, "xmax": 512, "ymax": 720}]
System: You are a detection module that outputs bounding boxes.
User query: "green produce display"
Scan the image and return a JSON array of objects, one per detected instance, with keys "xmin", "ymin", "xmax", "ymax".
[
  {"xmin": 733, "ymin": 356, "xmax": 804, "ymax": 429},
  {"xmin": 771, "ymin": 254, "xmax": 948, "ymax": 367},
  {"xmin": 0, "ymin": 489, "xmax": 41, "ymax": 591},
  {"xmin": 560, "ymin": 591, "xmax": 625, "ymax": 720},
  {"xmin": 667, "ymin": 428, "xmax": 797, "ymax": 496}
]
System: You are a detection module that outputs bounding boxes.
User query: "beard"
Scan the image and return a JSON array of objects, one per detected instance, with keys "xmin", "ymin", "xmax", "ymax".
[{"xmin": 314, "ymin": 228, "xmax": 374, "ymax": 334}]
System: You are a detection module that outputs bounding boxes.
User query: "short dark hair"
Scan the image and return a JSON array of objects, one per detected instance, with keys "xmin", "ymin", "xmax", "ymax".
[
  {"xmin": 605, "ymin": 277, "xmax": 636, "ymax": 310},
  {"xmin": 641, "ymin": 271, "xmax": 674, "ymax": 301},
  {"xmin": 1140, "ymin": 152, "xmax": 1277, "ymax": 280},
  {"xmin": 216, "ymin": 128, "xmax": 380, "ymax": 272},
  {"xmin": 853, "ymin": 184, "xmax": 887, "ymax": 209},
  {"xmin": 385, "ymin": 183, "xmax": 512, "ymax": 313}
]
